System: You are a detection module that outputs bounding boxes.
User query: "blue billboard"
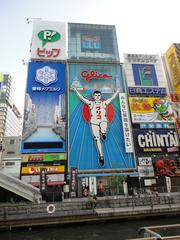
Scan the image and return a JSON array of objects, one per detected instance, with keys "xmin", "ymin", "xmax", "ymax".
[
  {"xmin": 21, "ymin": 62, "xmax": 66, "ymax": 153},
  {"xmin": 132, "ymin": 64, "xmax": 158, "ymax": 86},
  {"xmin": 69, "ymin": 63, "xmax": 135, "ymax": 172}
]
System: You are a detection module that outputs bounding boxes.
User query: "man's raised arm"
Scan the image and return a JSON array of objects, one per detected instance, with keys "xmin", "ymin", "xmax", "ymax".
[
  {"xmin": 71, "ymin": 87, "xmax": 91, "ymax": 105},
  {"xmin": 105, "ymin": 88, "xmax": 120, "ymax": 105}
]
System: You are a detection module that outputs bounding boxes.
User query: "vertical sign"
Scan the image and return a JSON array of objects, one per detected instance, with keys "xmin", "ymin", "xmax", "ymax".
[
  {"xmin": 21, "ymin": 62, "xmax": 66, "ymax": 153},
  {"xmin": 119, "ymin": 93, "xmax": 133, "ymax": 152},
  {"xmin": 40, "ymin": 168, "xmax": 47, "ymax": 191},
  {"xmin": 70, "ymin": 168, "xmax": 78, "ymax": 197}
]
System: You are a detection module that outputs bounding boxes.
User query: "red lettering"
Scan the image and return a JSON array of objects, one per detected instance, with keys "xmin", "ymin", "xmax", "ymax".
[
  {"xmin": 96, "ymin": 106, "xmax": 102, "ymax": 119},
  {"xmin": 81, "ymin": 70, "xmax": 112, "ymax": 82}
]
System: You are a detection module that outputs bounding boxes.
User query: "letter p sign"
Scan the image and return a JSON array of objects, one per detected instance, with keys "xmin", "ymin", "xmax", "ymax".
[{"xmin": 38, "ymin": 30, "xmax": 61, "ymax": 47}]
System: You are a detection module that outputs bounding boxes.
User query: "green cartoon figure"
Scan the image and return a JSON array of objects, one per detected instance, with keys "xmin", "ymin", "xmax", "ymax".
[{"xmin": 153, "ymin": 98, "xmax": 173, "ymax": 121}]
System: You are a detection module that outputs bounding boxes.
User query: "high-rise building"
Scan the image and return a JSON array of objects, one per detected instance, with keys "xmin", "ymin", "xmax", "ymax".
[{"xmin": 0, "ymin": 74, "xmax": 22, "ymax": 143}]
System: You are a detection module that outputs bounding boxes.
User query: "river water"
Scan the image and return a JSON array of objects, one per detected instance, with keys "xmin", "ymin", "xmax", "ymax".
[{"xmin": 0, "ymin": 216, "xmax": 180, "ymax": 240}]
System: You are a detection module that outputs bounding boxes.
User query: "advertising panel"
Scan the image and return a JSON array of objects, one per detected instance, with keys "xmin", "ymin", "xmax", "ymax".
[
  {"xmin": 70, "ymin": 168, "xmax": 78, "ymax": 197},
  {"xmin": 31, "ymin": 20, "xmax": 66, "ymax": 60},
  {"xmin": 171, "ymin": 93, "xmax": 180, "ymax": 136},
  {"xmin": 154, "ymin": 158, "xmax": 180, "ymax": 177},
  {"xmin": 133, "ymin": 129, "xmax": 179, "ymax": 154},
  {"xmin": 22, "ymin": 153, "xmax": 67, "ymax": 162},
  {"xmin": 21, "ymin": 62, "xmax": 66, "ymax": 153},
  {"xmin": 124, "ymin": 54, "xmax": 167, "ymax": 87},
  {"xmin": 132, "ymin": 64, "xmax": 158, "ymax": 86},
  {"xmin": 138, "ymin": 157, "xmax": 152, "ymax": 166},
  {"xmin": 165, "ymin": 44, "xmax": 180, "ymax": 92},
  {"xmin": 40, "ymin": 168, "xmax": 47, "ymax": 191},
  {"xmin": 21, "ymin": 165, "xmax": 65, "ymax": 175},
  {"xmin": 128, "ymin": 87, "xmax": 167, "ymax": 97},
  {"xmin": 119, "ymin": 93, "xmax": 133, "ymax": 152},
  {"xmin": 129, "ymin": 97, "xmax": 174, "ymax": 123},
  {"xmin": 138, "ymin": 166, "xmax": 154, "ymax": 177},
  {"xmin": 21, "ymin": 174, "xmax": 64, "ymax": 186},
  {"xmin": 69, "ymin": 63, "xmax": 135, "ymax": 172},
  {"xmin": 68, "ymin": 23, "xmax": 119, "ymax": 61}
]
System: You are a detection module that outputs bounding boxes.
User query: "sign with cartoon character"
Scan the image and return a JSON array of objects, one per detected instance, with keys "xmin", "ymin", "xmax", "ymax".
[
  {"xmin": 129, "ymin": 97, "xmax": 175, "ymax": 123},
  {"xmin": 69, "ymin": 63, "xmax": 135, "ymax": 172}
]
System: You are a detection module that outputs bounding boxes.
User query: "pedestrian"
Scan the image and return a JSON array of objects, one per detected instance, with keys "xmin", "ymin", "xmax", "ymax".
[
  {"xmin": 91, "ymin": 194, "xmax": 97, "ymax": 208},
  {"xmin": 98, "ymin": 181, "xmax": 104, "ymax": 196}
]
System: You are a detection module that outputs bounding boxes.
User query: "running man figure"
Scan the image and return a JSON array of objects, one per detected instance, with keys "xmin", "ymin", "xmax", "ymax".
[{"xmin": 72, "ymin": 87, "xmax": 120, "ymax": 167}]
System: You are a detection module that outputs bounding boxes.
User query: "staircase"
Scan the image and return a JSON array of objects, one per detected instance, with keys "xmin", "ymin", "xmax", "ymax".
[{"xmin": 0, "ymin": 172, "xmax": 42, "ymax": 203}]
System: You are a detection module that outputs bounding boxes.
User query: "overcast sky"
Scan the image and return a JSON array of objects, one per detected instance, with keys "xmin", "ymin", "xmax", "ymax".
[{"xmin": 1, "ymin": 0, "xmax": 180, "ymax": 113}]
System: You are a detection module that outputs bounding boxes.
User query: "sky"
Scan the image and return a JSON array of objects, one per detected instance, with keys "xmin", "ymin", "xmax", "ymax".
[{"xmin": 1, "ymin": 0, "xmax": 180, "ymax": 114}]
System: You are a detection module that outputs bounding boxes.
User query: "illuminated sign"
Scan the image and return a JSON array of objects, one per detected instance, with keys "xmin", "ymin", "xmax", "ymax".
[
  {"xmin": 119, "ymin": 93, "xmax": 133, "ymax": 152},
  {"xmin": 38, "ymin": 30, "xmax": 61, "ymax": 47},
  {"xmin": 81, "ymin": 70, "xmax": 112, "ymax": 82},
  {"xmin": 69, "ymin": 63, "xmax": 135, "ymax": 172},
  {"xmin": 21, "ymin": 174, "xmax": 64, "ymax": 186},
  {"xmin": 22, "ymin": 153, "xmax": 67, "ymax": 162},
  {"xmin": 129, "ymin": 97, "xmax": 174, "ymax": 123},
  {"xmin": 68, "ymin": 23, "xmax": 119, "ymax": 61},
  {"xmin": 81, "ymin": 35, "xmax": 101, "ymax": 50},
  {"xmin": 31, "ymin": 21, "xmax": 66, "ymax": 60},
  {"xmin": 128, "ymin": 87, "xmax": 167, "ymax": 97},
  {"xmin": 165, "ymin": 44, "xmax": 180, "ymax": 92},
  {"xmin": 138, "ymin": 166, "xmax": 154, "ymax": 177},
  {"xmin": 124, "ymin": 54, "xmax": 167, "ymax": 88},
  {"xmin": 35, "ymin": 66, "xmax": 58, "ymax": 86},
  {"xmin": 133, "ymin": 129, "xmax": 179, "ymax": 154},
  {"xmin": 132, "ymin": 64, "xmax": 158, "ymax": 86},
  {"xmin": 21, "ymin": 62, "xmax": 66, "ymax": 154},
  {"xmin": 21, "ymin": 165, "xmax": 65, "ymax": 175},
  {"xmin": 138, "ymin": 157, "xmax": 152, "ymax": 166}
]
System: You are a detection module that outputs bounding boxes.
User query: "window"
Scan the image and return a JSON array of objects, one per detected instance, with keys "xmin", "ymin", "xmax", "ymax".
[
  {"xmin": 7, "ymin": 151, "xmax": 15, "ymax": 154},
  {"xmin": 5, "ymin": 162, "xmax": 15, "ymax": 166},
  {"xmin": 9, "ymin": 139, "xmax": 15, "ymax": 144}
]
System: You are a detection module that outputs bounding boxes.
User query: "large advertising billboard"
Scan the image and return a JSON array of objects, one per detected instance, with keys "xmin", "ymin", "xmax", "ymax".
[
  {"xmin": 129, "ymin": 97, "xmax": 174, "ymax": 123},
  {"xmin": 124, "ymin": 54, "xmax": 168, "ymax": 88},
  {"xmin": 31, "ymin": 20, "xmax": 66, "ymax": 60},
  {"xmin": 68, "ymin": 23, "xmax": 119, "ymax": 61},
  {"xmin": 165, "ymin": 44, "xmax": 180, "ymax": 92},
  {"xmin": 21, "ymin": 62, "xmax": 66, "ymax": 153},
  {"xmin": 171, "ymin": 93, "xmax": 180, "ymax": 137},
  {"xmin": 69, "ymin": 63, "xmax": 135, "ymax": 172},
  {"xmin": 133, "ymin": 129, "xmax": 179, "ymax": 154}
]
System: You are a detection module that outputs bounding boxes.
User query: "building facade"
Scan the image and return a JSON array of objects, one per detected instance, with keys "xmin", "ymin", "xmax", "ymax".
[
  {"xmin": 0, "ymin": 74, "xmax": 22, "ymax": 149},
  {"xmin": 20, "ymin": 21, "xmax": 180, "ymax": 199}
]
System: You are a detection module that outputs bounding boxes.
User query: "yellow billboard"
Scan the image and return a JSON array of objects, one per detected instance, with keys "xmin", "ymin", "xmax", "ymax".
[
  {"xmin": 129, "ymin": 97, "xmax": 174, "ymax": 123},
  {"xmin": 165, "ymin": 44, "xmax": 180, "ymax": 92},
  {"xmin": 21, "ymin": 165, "xmax": 65, "ymax": 175}
]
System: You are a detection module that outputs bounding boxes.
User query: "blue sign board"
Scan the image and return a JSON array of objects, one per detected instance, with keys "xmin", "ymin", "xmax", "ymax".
[
  {"xmin": 128, "ymin": 87, "xmax": 167, "ymax": 97},
  {"xmin": 21, "ymin": 62, "xmax": 66, "ymax": 153},
  {"xmin": 132, "ymin": 64, "xmax": 158, "ymax": 86}
]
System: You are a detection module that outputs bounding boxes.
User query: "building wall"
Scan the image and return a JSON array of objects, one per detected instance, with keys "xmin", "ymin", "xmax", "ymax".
[{"xmin": 0, "ymin": 74, "xmax": 22, "ymax": 141}]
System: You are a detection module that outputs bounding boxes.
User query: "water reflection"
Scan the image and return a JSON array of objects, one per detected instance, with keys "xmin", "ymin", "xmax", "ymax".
[{"xmin": 0, "ymin": 216, "xmax": 180, "ymax": 240}]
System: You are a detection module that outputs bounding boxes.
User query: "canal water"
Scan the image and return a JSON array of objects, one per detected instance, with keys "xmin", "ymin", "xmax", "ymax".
[{"xmin": 0, "ymin": 216, "xmax": 180, "ymax": 240}]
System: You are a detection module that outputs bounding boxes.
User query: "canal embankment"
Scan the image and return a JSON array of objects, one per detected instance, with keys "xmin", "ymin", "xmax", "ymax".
[{"xmin": 1, "ymin": 193, "xmax": 180, "ymax": 231}]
